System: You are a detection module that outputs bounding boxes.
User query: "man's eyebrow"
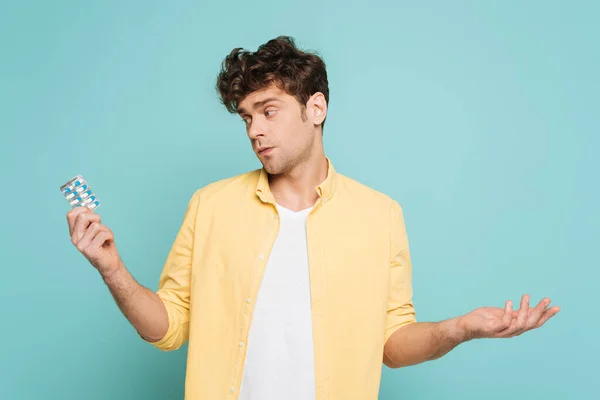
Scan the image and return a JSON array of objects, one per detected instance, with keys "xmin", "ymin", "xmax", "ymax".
[{"xmin": 237, "ymin": 97, "xmax": 281, "ymax": 114}]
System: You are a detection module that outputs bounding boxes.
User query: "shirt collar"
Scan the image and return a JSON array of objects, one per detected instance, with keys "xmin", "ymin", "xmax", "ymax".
[{"xmin": 255, "ymin": 157, "xmax": 338, "ymax": 205}]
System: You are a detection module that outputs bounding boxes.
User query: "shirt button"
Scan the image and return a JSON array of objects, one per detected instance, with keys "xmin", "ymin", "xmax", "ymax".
[
  {"xmin": 239, "ymin": 341, "xmax": 245, "ymax": 347},
  {"xmin": 258, "ymin": 254, "xmax": 264, "ymax": 260},
  {"xmin": 273, "ymin": 213, "xmax": 278, "ymax": 219},
  {"xmin": 230, "ymin": 386, "xmax": 235, "ymax": 393},
  {"xmin": 246, "ymin": 297, "xmax": 252, "ymax": 303}
]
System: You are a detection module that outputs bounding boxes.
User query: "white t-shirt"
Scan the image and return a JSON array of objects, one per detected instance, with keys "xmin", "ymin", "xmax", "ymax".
[{"xmin": 239, "ymin": 203, "xmax": 316, "ymax": 400}]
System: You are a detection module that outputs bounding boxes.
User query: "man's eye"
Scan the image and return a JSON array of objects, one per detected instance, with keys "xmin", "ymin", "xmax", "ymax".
[{"xmin": 265, "ymin": 110, "xmax": 276, "ymax": 117}]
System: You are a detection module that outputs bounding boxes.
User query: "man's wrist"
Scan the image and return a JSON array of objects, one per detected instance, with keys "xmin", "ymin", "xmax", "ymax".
[
  {"xmin": 100, "ymin": 259, "xmax": 125, "ymax": 283},
  {"xmin": 441, "ymin": 316, "xmax": 471, "ymax": 344},
  {"xmin": 453, "ymin": 315, "xmax": 474, "ymax": 342}
]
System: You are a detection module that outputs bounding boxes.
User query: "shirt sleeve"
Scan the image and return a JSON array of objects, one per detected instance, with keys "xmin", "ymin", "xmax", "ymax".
[
  {"xmin": 384, "ymin": 200, "xmax": 417, "ymax": 345},
  {"xmin": 141, "ymin": 189, "xmax": 201, "ymax": 351}
]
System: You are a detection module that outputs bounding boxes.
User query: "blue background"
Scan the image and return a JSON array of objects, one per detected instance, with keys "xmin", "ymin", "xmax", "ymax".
[{"xmin": 1, "ymin": 1, "xmax": 597, "ymax": 399}]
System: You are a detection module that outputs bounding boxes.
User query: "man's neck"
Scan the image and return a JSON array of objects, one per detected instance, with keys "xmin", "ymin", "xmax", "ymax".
[{"xmin": 268, "ymin": 153, "xmax": 328, "ymax": 212}]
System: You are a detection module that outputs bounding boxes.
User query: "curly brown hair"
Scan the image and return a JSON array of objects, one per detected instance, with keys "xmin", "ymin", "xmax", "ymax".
[{"xmin": 216, "ymin": 35, "xmax": 330, "ymax": 131}]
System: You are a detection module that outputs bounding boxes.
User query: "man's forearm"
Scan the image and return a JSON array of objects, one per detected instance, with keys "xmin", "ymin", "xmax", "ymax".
[
  {"xmin": 383, "ymin": 318, "xmax": 468, "ymax": 368},
  {"xmin": 101, "ymin": 261, "xmax": 169, "ymax": 342}
]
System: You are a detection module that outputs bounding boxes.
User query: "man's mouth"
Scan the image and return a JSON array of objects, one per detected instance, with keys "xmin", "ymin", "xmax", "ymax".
[{"xmin": 258, "ymin": 147, "xmax": 274, "ymax": 155}]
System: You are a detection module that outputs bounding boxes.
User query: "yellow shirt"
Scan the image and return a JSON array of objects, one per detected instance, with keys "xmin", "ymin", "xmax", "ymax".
[{"xmin": 144, "ymin": 158, "xmax": 417, "ymax": 399}]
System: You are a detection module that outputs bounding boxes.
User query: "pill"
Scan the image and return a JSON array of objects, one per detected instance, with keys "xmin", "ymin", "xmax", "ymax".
[{"xmin": 60, "ymin": 175, "xmax": 101, "ymax": 210}]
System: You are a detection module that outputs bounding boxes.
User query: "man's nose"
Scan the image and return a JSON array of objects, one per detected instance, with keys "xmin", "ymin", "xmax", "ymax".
[{"xmin": 248, "ymin": 122, "xmax": 266, "ymax": 140}]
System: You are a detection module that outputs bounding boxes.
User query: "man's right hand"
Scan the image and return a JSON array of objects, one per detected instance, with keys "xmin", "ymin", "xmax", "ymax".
[{"xmin": 67, "ymin": 206, "xmax": 122, "ymax": 277}]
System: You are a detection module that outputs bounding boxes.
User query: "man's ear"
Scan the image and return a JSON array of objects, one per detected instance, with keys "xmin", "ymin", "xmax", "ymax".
[{"xmin": 307, "ymin": 92, "xmax": 327, "ymax": 126}]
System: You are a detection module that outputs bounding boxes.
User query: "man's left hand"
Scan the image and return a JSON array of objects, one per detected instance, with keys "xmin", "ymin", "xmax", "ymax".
[{"xmin": 457, "ymin": 294, "xmax": 560, "ymax": 340}]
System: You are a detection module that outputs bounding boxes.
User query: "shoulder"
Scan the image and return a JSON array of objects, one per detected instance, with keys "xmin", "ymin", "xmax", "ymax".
[
  {"xmin": 189, "ymin": 168, "xmax": 261, "ymax": 203},
  {"xmin": 336, "ymin": 173, "xmax": 408, "ymax": 236},
  {"xmin": 336, "ymin": 172, "xmax": 401, "ymax": 211}
]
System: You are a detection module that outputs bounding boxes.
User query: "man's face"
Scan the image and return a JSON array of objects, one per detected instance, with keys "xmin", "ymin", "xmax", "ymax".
[{"xmin": 237, "ymin": 84, "xmax": 322, "ymax": 175}]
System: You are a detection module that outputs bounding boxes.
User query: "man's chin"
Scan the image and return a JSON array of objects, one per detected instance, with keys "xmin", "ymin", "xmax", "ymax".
[
  {"xmin": 263, "ymin": 166, "xmax": 280, "ymax": 175},
  {"xmin": 262, "ymin": 162, "xmax": 283, "ymax": 175}
]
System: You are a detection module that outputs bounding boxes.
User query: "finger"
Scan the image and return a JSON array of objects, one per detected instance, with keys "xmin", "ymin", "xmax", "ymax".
[
  {"xmin": 501, "ymin": 295, "xmax": 528, "ymax": 337},
  {"xmin": 535, "ymin": 306, "xmax": 561, "ymax": 328},
  {"xmin": 90, "ymin": 229, "xmax": 114, "ymax": 251},
  {"xmin": 512, "ymin": 305, "xmax": 544, "ymax": 318},
  {"xmin": 76, "ymin": 222, "xmax": 106, "ymax": 252},
  {"xmin": 526, "ymin": 298, "xmax": 550, "ymax": 328},
  {"xmin": 67, "ymin": 206, "xmax": 94, "ymax": 234},
  {"xmin": 67, "ymin": 206, "xmax": 92, "ymax": 237},
  {"xmin": 72, "ymin": 212, "xmax": 101, "ymax": 243},
  {"xmin": 67, "ymin": 206, "xmax": 92, "ymax": 236},
  {"xmin": 513, "ymin": 294, "xmax": 530, "ymax": 335},
  {"xmin": 502, "ymin": 300, "xmax": 512, "ymax": 328},
  {"xmin": 492, "ymin": 300, "xmax": 513, "ymax": 336},
  {"xmin": 72, "ymin": 212, "xmax": 100, "ymax": 244}
]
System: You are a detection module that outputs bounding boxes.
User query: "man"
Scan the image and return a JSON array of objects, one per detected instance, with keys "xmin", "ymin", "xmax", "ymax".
[{"xmin": 66, "ymin": 36, "xmax": 560, "ymax": 399}]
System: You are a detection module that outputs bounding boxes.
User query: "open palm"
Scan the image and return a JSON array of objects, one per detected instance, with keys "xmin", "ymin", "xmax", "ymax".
[{"xmin": 460, "ymin": 295, "xmax": 560, "ymax": 339}]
